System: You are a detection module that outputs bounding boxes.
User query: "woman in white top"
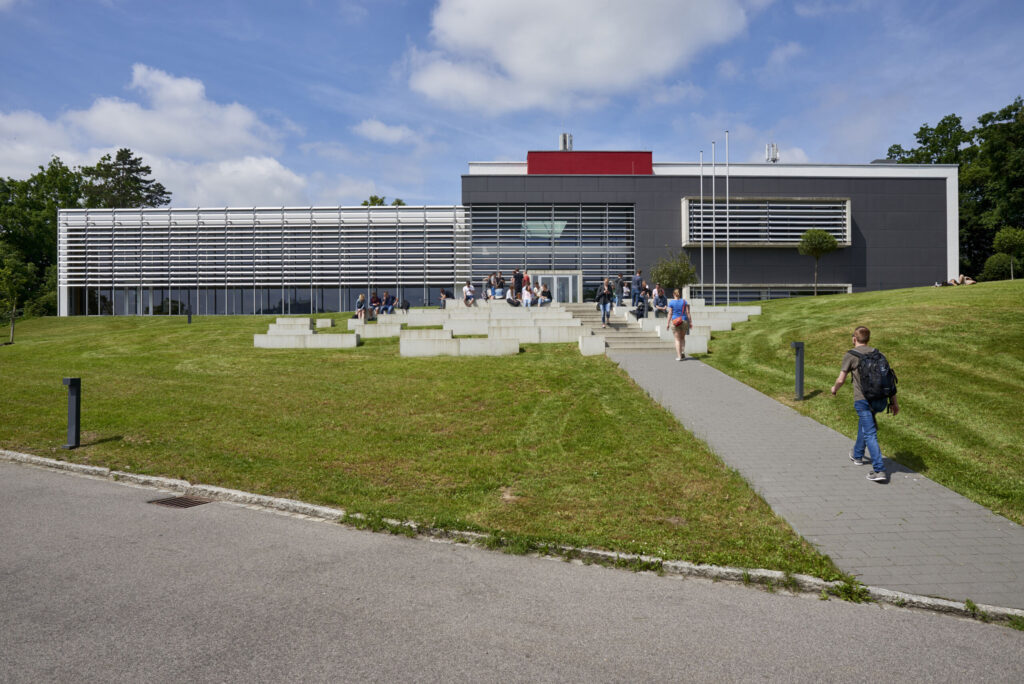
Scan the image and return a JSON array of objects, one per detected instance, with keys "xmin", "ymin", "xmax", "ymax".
[
  {"xmin": 522, "ymin": 285, "xmax": 533, "ymax": 308},
  {"xmin": 462, "ymin": 280, "xmax": 475, "ymax": 307}
]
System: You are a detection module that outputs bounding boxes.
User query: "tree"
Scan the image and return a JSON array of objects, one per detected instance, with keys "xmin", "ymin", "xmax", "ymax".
[
  {"xmin": 993, "ymin": 227, "xmax": 1024, "ymax": 260},
  {"xmin": 886, "ymin": 114, "xmax": 975, "ymax": 165},
  {"xmin": 887, "ymin": 97, "xmax": 1024, "ymax": 276},
  {"xmin": 0, "ymin": 157, "xmax": 85, "ymax": 273},
  {"xmin": 979, "ymin": 252, "xmax": 1015, "ymax": 281},
  {"xmin": 798, "ymin": 229, "xmax": 838, "ymax": 295},
  {"xmin": 361, "ymin": 195, "xmax": 405, "ymax": 206},
  {"xmin": 81, "ymin": 148, "xmax": 171, "ymax": 208},
  {"xmin": 983, "ymin": 226, "xmax": 1024, "ymax": 281},
  {"xmin": 649, "ymin": 249, "xmax": 697, "ymax": 293},
  {"xmin": 0, "ymin": 243, "xmax": 36, "ymax": 343}
]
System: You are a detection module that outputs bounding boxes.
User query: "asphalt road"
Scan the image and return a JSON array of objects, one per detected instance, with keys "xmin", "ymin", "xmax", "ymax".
[{"xmin": 2, "ymin": 460, "xmax": 1022, "ymax": 683}]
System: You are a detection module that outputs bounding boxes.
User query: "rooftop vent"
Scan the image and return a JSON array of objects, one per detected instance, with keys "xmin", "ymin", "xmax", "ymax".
[
  {"xmin": 559, "ymin": 133, "xmax": 573, "ymax": 151},
  {"xmin": 765, "ymin": 142, "xmax": 779, "ymax": 163}
]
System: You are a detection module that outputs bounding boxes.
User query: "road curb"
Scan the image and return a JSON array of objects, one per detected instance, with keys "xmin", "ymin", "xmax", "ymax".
[{"xmin": 4, "ymin": 449, "xmax": 1023, "ymax": 626}]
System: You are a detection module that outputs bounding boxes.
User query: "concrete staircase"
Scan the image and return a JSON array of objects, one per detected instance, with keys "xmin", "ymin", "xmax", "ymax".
[{"xmin": 563, "ymin": 303, "xmax": 673, "ymax": 351}]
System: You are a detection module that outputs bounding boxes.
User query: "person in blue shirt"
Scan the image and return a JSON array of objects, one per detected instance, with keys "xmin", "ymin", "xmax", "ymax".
[
  {"xmin": 666, "ymin": 288, "xmax": 690, "ymax": 361},
  {"xmin": 381, "ymin": 291, "xmax": 395, "ymax": 314},
  {"xmin": 631, "ymin": 270, "xmax": 643, "ymax": 307}
]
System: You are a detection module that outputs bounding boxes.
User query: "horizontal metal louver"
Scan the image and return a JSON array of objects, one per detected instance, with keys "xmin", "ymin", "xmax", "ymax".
[
  {"xmin": 683, "ymin": 198, "xmax": 850, "ymax": 245},
  {"xmin": 466, "ymin": 203, "xmax": 634, "ymax": 289},
  {"xmin": 58, "ymin": 206, "xmax": 466, "ymax": 288}
]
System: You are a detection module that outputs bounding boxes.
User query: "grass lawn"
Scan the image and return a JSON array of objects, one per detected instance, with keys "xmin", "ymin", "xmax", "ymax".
[
  {"xmin": 703, "ymin": 280, "xmax": 1024, "ymax": 525},
  {"xmin": 0, "ymin": 314, "xmax": 838, "ymax": 578}
]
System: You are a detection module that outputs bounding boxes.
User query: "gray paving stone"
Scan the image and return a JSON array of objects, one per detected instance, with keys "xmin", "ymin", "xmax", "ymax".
[{"xmin": 609, "ymin": 350, "xmax": 1024, "ymax": 610}]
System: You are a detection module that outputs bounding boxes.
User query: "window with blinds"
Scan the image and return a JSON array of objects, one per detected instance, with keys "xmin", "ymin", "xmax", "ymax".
[{"xmin": 683, "ymin": 198, "xmax": 851, "ymax": 246}]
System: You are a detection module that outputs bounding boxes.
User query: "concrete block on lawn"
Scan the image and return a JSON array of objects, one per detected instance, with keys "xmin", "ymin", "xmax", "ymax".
[
  {"xmin": 400, "ymin": 314, "xmax": 450, "ymax": 327},
  {"xmin": 349, "ymin": 323, "xmax": 401, "ymax": 338},
  {"xmin": 689, "ymin": 314, "xmax": 742, "ymax": 331},
  {"xmin": 255, "ymin": 333, "xmax": 310, "ymax": 348},
  {"xmin": 444, "ymin": 319, "xmax": 490, "ymax": 336},
  {"xmin": 683, "ymin": 335, "xmax": 708, "ymax": 355},
  {"xmin": 579, "ymin": 335, "xmax": 606, "ymax": 356},
  {"xmin": 266, "ymin": 324, "xmax": 315, "ymax": 335},
  {"xmin": 458, "ymin": 338, "xmax": 519, "ymax": 356},
  {"xmin": 276, "ymin": 317, "xmax": 312, "ymax": 326},
  {"xmin": 691, "ymin": 304, "xmax": 761, "ymax": 316},
  {"xmin": 305, "ymin": 333, "xmax": 359, "ymax": 348},
  {"xmin": 656, "ymin": 324, "xmax": 710, "ymax": 341},
  {"xmin": 400, "ymin": 328, "xmax": 453, "ymax": 340},
  {"xmin": 487, "ymin": 326, "xmax": 540, "ymax": 343},
  {"xmin": 539, "ymin": 326, "xmax": 587, "ymax": 343},
  {"xmin": 400, "ymin": 338, "xmax": 460, "ymax": 357},
  {"xmin": 315, "ymin": 318, "xmax": 334, "ymax": 328}
]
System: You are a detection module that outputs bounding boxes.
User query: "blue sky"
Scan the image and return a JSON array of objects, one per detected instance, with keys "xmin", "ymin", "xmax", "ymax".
[{"xmin": 2, "ymin": 0, "xmax": 1022, "ymax": 207}]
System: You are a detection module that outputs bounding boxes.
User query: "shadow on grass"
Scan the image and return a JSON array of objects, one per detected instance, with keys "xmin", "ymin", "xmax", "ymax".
[
  {"xmin": 886, "ymin": 450, "xmax": 923, "ymax": 475},
  {"xmin": 803, "ymin": 389, "xmax": 823, "ymax": 399},
  {"xmin": 81, "ymin": 435, "xmax": 124, "ymax": 448}
]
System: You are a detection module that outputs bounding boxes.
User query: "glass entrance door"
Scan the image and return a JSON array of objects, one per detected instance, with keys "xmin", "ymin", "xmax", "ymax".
[{"xmin": 536, "ymin": 273, "xmax": 579, "ymax": 303}]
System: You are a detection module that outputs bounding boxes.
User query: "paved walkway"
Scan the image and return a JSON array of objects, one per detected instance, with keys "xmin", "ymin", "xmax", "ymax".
[
  {"xmin": 609, "ymin": 350, "xmax": 1024, "ymax": 610},
  {"xmin": 5, "ymin": 461, "xmax": 1024, "ymax": 682}
]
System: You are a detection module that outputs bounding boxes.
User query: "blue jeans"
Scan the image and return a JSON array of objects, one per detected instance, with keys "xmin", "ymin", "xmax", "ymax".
[
  {"xmin": 600, "ymin": 302, "xmax": 612, "ymax": 324},
  {"xmin": 853, "ymin": 399, "xmax": 887, "ymax": 472}
]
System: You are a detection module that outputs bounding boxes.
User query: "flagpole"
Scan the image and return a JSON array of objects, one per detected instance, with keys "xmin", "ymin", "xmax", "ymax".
[
  {"xmin": 725, "ymin": 129, "xmax": 730, "ymax": 308},
  {"xmin": 712, "ymin": 141, "xmax": 717, "ymax": 307},
  {"xmin": 699, "ymin": 150, "xmax": 704, "ymax": 293}
]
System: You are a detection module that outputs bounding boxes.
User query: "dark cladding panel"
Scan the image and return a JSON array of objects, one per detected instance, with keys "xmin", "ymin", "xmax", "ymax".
[{"xmin": 464, "ymin": 172, "xmax": 949, "ymax": 294}]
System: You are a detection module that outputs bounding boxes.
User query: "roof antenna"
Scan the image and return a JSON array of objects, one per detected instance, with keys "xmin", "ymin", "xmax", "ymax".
[
  {"xmin": 765, "ymin": 142, "xmax": 779, "ymax": 163},
  {"xmin": 559, "ymin": 132, "xmax": 573, "ymax": 151}
]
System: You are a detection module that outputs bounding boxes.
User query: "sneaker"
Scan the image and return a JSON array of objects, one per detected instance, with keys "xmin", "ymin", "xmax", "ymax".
[
  {"xmin": 866, "ymin": 470, "xmax": 888, "ymax": 483},
  {"xmin": 849, "ymin": 448, "xmax": 867, "ymax": 466},
  {"xmin": 675, "ymin": 356, "xmax": 682, "ymax": 361}
]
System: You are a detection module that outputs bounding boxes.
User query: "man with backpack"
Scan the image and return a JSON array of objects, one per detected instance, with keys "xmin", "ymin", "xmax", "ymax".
[{"xmin": 830, "ymin": 326, "xmax": 900, "ymax": 482}]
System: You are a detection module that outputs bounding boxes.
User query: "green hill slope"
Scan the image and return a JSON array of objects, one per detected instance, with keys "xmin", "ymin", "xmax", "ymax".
[{"xmin": 704, "ymin": 280, "xmax": 1024, "ymax": 524}]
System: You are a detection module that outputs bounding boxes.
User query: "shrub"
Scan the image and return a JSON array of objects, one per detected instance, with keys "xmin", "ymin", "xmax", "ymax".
[{"xmin": 979, "ymin": 252, "xmax": 1017, "ymax": 281}]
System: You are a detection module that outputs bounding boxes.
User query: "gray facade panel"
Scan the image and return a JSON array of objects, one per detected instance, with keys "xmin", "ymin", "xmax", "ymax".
[{"xmin": 464, "ymin": 174, "xmax": 949, "ymax": 292}]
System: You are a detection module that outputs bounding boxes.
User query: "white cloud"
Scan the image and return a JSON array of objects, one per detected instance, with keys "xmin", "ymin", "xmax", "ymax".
[
  {"xmin": 409, "ymin": 0, "xmax": 751, "ymax": 114},
  {"xmin": 763, "ymin": 42, "xmax": 803, "ymax": 73},
  {"xmin": 63, "ymin": 64, "xmax": 277, "ymax": 160},
  {"xmin": 352, "ymin": 118, "xmax": 416, "ymax": 144},
  {"xmin": 0, "ymin": 0, "xmax": 24, "ymax": 10},
  {"xmin": 154, "ymin": 156, "xmax": 307, "ymax": 207},
  {"xmin": 315, "ymin": 174, "xmax": 378, "ymax": 206},
  {"xmin": 0, "ymin": 64, "xmax": 321, "ymax": 207}
]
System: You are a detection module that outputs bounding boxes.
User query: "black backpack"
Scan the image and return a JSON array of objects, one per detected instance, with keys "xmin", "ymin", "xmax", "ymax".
[{"xmin": 850, "ymin": 349, "xmax": 898, "ymax": 410}]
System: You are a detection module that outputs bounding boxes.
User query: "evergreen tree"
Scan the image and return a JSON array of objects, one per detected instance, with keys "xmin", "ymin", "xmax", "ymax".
[{"xmin": 81, "ymin": 148, "xmax": 171, "ymax": 208}]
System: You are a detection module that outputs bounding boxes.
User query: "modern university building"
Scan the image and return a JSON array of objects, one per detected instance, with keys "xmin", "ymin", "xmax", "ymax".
[{"xmin": 57, "ymin": 147, "xmax": 958, "ymax": 316}]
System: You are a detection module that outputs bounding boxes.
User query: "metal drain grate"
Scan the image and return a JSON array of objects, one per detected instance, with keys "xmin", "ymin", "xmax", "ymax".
[{"xmin": 148, "ymin": 495, "xmax": 212, "ymax": 509}]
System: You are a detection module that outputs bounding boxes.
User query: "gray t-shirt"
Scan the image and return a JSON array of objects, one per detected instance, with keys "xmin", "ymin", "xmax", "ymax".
[{"xmin": 841, "ymin": 346, "xmax": 876, "ymax": 402}]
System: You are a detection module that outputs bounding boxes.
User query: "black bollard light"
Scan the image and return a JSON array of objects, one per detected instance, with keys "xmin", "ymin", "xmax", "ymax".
[
  {"xmin": 187, "ymin": 305, "xmax": 192, "ymax": 325},
  {"xmin": 62, "ymin": 377, "xmax": 81, "ymax": 449},
  {"xmin": 791, "ymin": 341, "xmax": 804, "ymax": 401}
]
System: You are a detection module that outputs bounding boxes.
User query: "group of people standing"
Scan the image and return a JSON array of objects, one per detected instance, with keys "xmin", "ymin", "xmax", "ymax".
[
  {"xmin": 461, "ymin": 268, "xmax": 552, "ymax": 308},
  {"xmin": 596, "ymin": 270, "xmax": 691, "ymax": 361}
]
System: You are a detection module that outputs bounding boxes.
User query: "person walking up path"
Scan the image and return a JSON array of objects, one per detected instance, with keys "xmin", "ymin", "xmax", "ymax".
[
  {"xmin": 608, "ymin": 350, "xmax": 1024, "ymax": 610},
  {"xmin": 666, "ymin": 289, "xmax": 690, "ymax": 361},
  {"xmin": 831, "ymin": 326, "xmax": 899, "ymax": 483}
]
